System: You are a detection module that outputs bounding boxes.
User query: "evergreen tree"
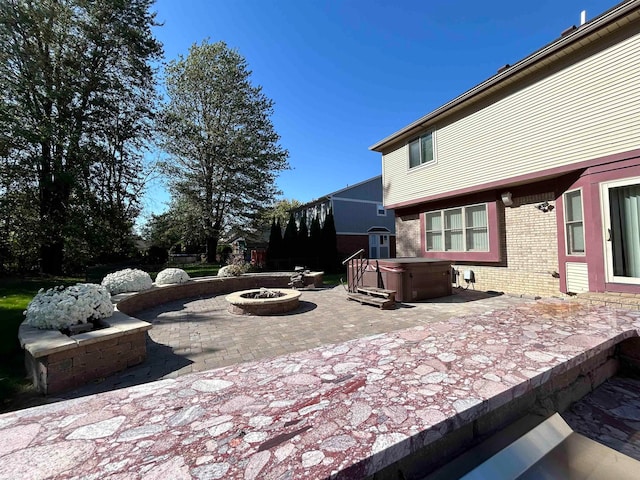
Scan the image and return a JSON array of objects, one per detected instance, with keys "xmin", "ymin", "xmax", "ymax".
[
  {"xmin": 298, "ymin": 211, "xmax": 309, "ymax": 266},
  {"xmin": 321, "ymin": 209, "xmax": 338, "ymax": 273},
  {"xmin": 282, "ymin": 213, "xmax": 298, "ymax": 268},
  {"xmin": 309, "ymin": 215, "xmax": 322, "ymax": 269},
  {"xmin": 266, "ymin": 217, "xmax": 283, "ymax": 267}
]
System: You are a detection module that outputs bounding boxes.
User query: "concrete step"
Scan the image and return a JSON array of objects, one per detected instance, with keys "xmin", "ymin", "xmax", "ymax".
[{"xmin": 347, "ymin": 292, "xmax": 395, "ymax": 309}]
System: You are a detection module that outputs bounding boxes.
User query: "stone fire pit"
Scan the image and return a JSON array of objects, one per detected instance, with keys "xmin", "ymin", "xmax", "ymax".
[{"xmin": 225, "ymin": 288, "xmax": 301, "ymax": 315}]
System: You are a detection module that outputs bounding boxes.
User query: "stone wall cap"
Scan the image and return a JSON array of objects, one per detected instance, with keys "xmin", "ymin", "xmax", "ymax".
[
  {"xmin": 225, "ymin": 288, "xmax": 301, "ymax": 306},
  {"xmin": 18, "ymin": 324, "xmax": 75, "ymax": 357},
  {"xmin": 19, "ymin": 310, "xmax": 151, "ymax": 358}
]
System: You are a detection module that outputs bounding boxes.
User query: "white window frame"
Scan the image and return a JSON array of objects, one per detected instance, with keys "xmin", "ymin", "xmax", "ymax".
[
  {"xmin": 600, "ymin": 176, "xmax": 640, "ymax": 284},
  {"xmin": 563, "ymin": 188, "xmax": 585, "ymax": 256},
  {"xmin": 369, "ymin": 231, "xmax": 391, "ymax": 259},
  {"xmin": 424, "ymin": 203, "xmax": 489, "ymax": 252},
  {"xmin": 408, "ymin": 131, "xmax": 436, "ymax": 170},
  {"xmin": 376, "ymin": 204, "xmax": 386, "ymax": 216}
]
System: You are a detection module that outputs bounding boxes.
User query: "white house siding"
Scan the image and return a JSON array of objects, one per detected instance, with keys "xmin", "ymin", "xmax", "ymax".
[
  {"xmin": 565, "ymin": 262, "xmax": 590, "ymax": 294},
  {"xmin": 383, "ymin": 25, "xmax": 640, "ymax": 207}
]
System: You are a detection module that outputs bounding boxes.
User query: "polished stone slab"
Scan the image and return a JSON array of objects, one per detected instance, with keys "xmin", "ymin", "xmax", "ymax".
[{"xmin": 1, "ymin": 299, "xmax": 639, "ymax": 478}]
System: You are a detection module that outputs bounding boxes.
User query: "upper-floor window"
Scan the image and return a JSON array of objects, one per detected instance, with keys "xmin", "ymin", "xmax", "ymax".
[
  {"xmin": 425, "ymin": 204, "xmax": 488, "ymax": 252},
  {"xmin": 409, "ymin": 132, "xmax": 434, "ymax": 168},
  {"xmin": 377, "ymin": 204, "xmax": 386, "ymax": 216},
  {"xmin": 564, "ymin": 190, "xmax": 585, "ymax": 255}
]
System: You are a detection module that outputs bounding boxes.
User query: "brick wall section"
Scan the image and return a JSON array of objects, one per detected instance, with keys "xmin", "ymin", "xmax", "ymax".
[
  {"xmin": 337, "ymin": 235, "xmax": 368, "ymax": 260},
  {"xmin": 396, "ymin": 214, "xmax": 421, "ymax": 257},
  {"xmin": 25, "ymin": 330, "xmax": 147, "ymax": 395},
  {"xmin": 395, "ymin": 193, "xmax": 562, "ymax": 297},
  {"xmin": 460, "ymin": 193, "xmax": 561, "ymax": 297}
]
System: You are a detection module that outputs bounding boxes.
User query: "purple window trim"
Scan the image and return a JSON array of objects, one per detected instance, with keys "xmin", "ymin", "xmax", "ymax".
[{"xmin": 419, "ymin": 201, "xmax": 501, "ymax": 262}]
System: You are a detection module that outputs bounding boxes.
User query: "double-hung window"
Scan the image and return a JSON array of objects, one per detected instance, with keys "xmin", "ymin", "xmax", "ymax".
[
  {"xmin": 425, "ymin": 204, "xmax": 488, "ymax": 252},
  {"xmin": 409, "ymin": 132, "xmax": 434, "ymax": 168},
  {"xmin": 564, "ymin": 190, "xmax": 585, "ymax": 255}
]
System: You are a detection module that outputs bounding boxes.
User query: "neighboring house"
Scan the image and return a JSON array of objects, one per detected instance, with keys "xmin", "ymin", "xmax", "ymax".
[
  {"xmin": 370, "ymin": 1, "xmax": 640, "ymax": 297},
  {"xmin": 293, "ymin": 175, "xmax": 396, "ymax": 260},
  {"xmin": 227, "ymin": 231, "xmax": 269, "ymax": 261}
]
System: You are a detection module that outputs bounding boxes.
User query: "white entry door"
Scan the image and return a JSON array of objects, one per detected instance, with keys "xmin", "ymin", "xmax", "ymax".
[
  {"xmin": 601, "ymin": 178, "xmax": 640, "ymax": 285},
  {"xmin": 369, "ymin": 233, "xmax": 389, "ymax": 259}
]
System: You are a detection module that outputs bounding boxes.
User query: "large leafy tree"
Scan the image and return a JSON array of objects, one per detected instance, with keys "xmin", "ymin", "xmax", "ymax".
[
  {"xmin": 0, "ymin": 0, "xmax": 162, "ymax": 273},
  {"xmin": 141, "ymin": 196, "xmax": 206, "ymax": 254},
  {"xmin": 266, "ymin": 199, "xmax": 302, "ymax": 229},
  {"xmin": 0, "ymin": 155, "xmax": 39, "ymax": 271},
  {"xmin": 158, "ymin": 40, "xmax": 289, "ymax": 263}
]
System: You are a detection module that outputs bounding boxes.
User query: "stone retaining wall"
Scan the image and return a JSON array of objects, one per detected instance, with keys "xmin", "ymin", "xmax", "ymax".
[
  {"xmin": 19, "ymin": 272, "xmax": 322, "ymax": 395},
  {"xmin": 19, "ymin": 312, "xmax": 151, "ymax": 395},
  {"xmin": 115, "ymin": 273, "xmax": 294, "ymax": 315}
]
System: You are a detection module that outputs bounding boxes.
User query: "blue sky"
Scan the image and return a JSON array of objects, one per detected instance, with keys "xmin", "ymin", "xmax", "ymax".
[{"xmin": 142, "ymin": 0, "xmax": 617, "ymax": 219}]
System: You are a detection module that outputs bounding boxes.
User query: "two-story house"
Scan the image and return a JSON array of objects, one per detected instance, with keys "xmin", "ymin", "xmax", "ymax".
[
  {"xmin": 294, "ymin": 175, "xmax": 396, "ymax": 261},
  {"xmin": 371, "ymin": 0, "xmax": 640, "ymax": 297}
]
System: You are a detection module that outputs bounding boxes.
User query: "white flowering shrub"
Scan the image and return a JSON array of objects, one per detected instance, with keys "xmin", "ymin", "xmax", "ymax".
[
  {"xmin": 101, "ymin": 268, "xmax": 153, "ymax": 294},
  {"xmin": 24, "ymin": 283, "xmax": 113, "ymax": 330},
  {"xmin": 217, "ymin": 262, "xmax": 250, "ymax": 277},
  {"xmin": 155, "ymin": 268, "xmax": 190, "ymax": 285},
  {"xmin": 217, "ymin": 256, "xmax": 252, "ymax": 277}
]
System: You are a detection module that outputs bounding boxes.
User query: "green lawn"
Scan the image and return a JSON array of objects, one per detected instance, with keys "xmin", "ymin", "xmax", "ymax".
[
  {"xmin": 167, "ymin": 263, "xmax": 221, "ymax": 278},
  {"xmin": 0, "ymin": 276, "xmax": 81, "ymax": 408},
  {"xmin": 322, "ymin": 272, "xmax": 343, "ymax": 286}
]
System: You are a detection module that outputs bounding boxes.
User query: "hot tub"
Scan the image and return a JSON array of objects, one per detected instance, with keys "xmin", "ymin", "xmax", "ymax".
[{"xmin": 353, "ymin": 257, "xmax": 452, "ymax": 302}]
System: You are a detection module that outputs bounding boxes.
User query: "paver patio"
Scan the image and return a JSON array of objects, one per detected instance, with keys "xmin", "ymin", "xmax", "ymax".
[{"xmin": 60, "ymin": 286, "xmax": 534, "ymax": 399}]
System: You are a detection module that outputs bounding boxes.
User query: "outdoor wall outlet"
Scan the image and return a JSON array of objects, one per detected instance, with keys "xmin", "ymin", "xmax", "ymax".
[{"xmin": 463, "ymin": 270, "xmax": 475, "ymax": 282}]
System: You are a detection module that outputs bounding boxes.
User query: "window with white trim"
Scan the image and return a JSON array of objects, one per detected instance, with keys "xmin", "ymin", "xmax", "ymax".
[
  {"xmin": 425, "ymin": 204, "xmax": 488, "ymax": 252},
  {"xmin": 564, "ymin": 190, "xmax": 585, "ymax": 255},
  {"xmin": 409, "ymin": 132, "xmax": 434, "ymax": 168},
  {"xmin": 376, "ymin": 204, "xmax": 386, "ymax": 216}
]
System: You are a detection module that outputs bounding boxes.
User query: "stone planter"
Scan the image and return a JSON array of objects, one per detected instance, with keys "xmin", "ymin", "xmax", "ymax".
[{"xmin": 19, "ymin": 311, "xmax": 151, "ymax": 395}]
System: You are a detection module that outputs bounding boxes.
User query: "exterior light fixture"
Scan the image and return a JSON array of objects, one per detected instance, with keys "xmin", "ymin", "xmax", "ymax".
[
  {"xmin": 535, "ymin": 201, "xmax": 554, "ymax": 212},
  {"xmin": 501, "ymin": 191, "xmax": 513, "ymax": 207}
]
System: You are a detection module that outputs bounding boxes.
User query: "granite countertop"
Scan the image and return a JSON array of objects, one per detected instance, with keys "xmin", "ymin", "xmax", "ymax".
[{"xmin": 1, "ymin": 300, "xmax": 639, "ymax": 479}]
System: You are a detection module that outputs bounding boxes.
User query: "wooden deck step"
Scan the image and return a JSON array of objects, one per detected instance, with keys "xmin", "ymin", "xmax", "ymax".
[
  {"xmin": 347, "ymin": 292, "xmax": 395, "ymax": 309},
  {"xmin": 356, "ymin": 287, "xmax": 396, "ymax": 303}
]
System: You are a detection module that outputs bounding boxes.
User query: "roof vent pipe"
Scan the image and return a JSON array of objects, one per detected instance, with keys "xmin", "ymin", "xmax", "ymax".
[{"xmin": 580, "ymin": 10, "xmax": 586, "ymax": 25}]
